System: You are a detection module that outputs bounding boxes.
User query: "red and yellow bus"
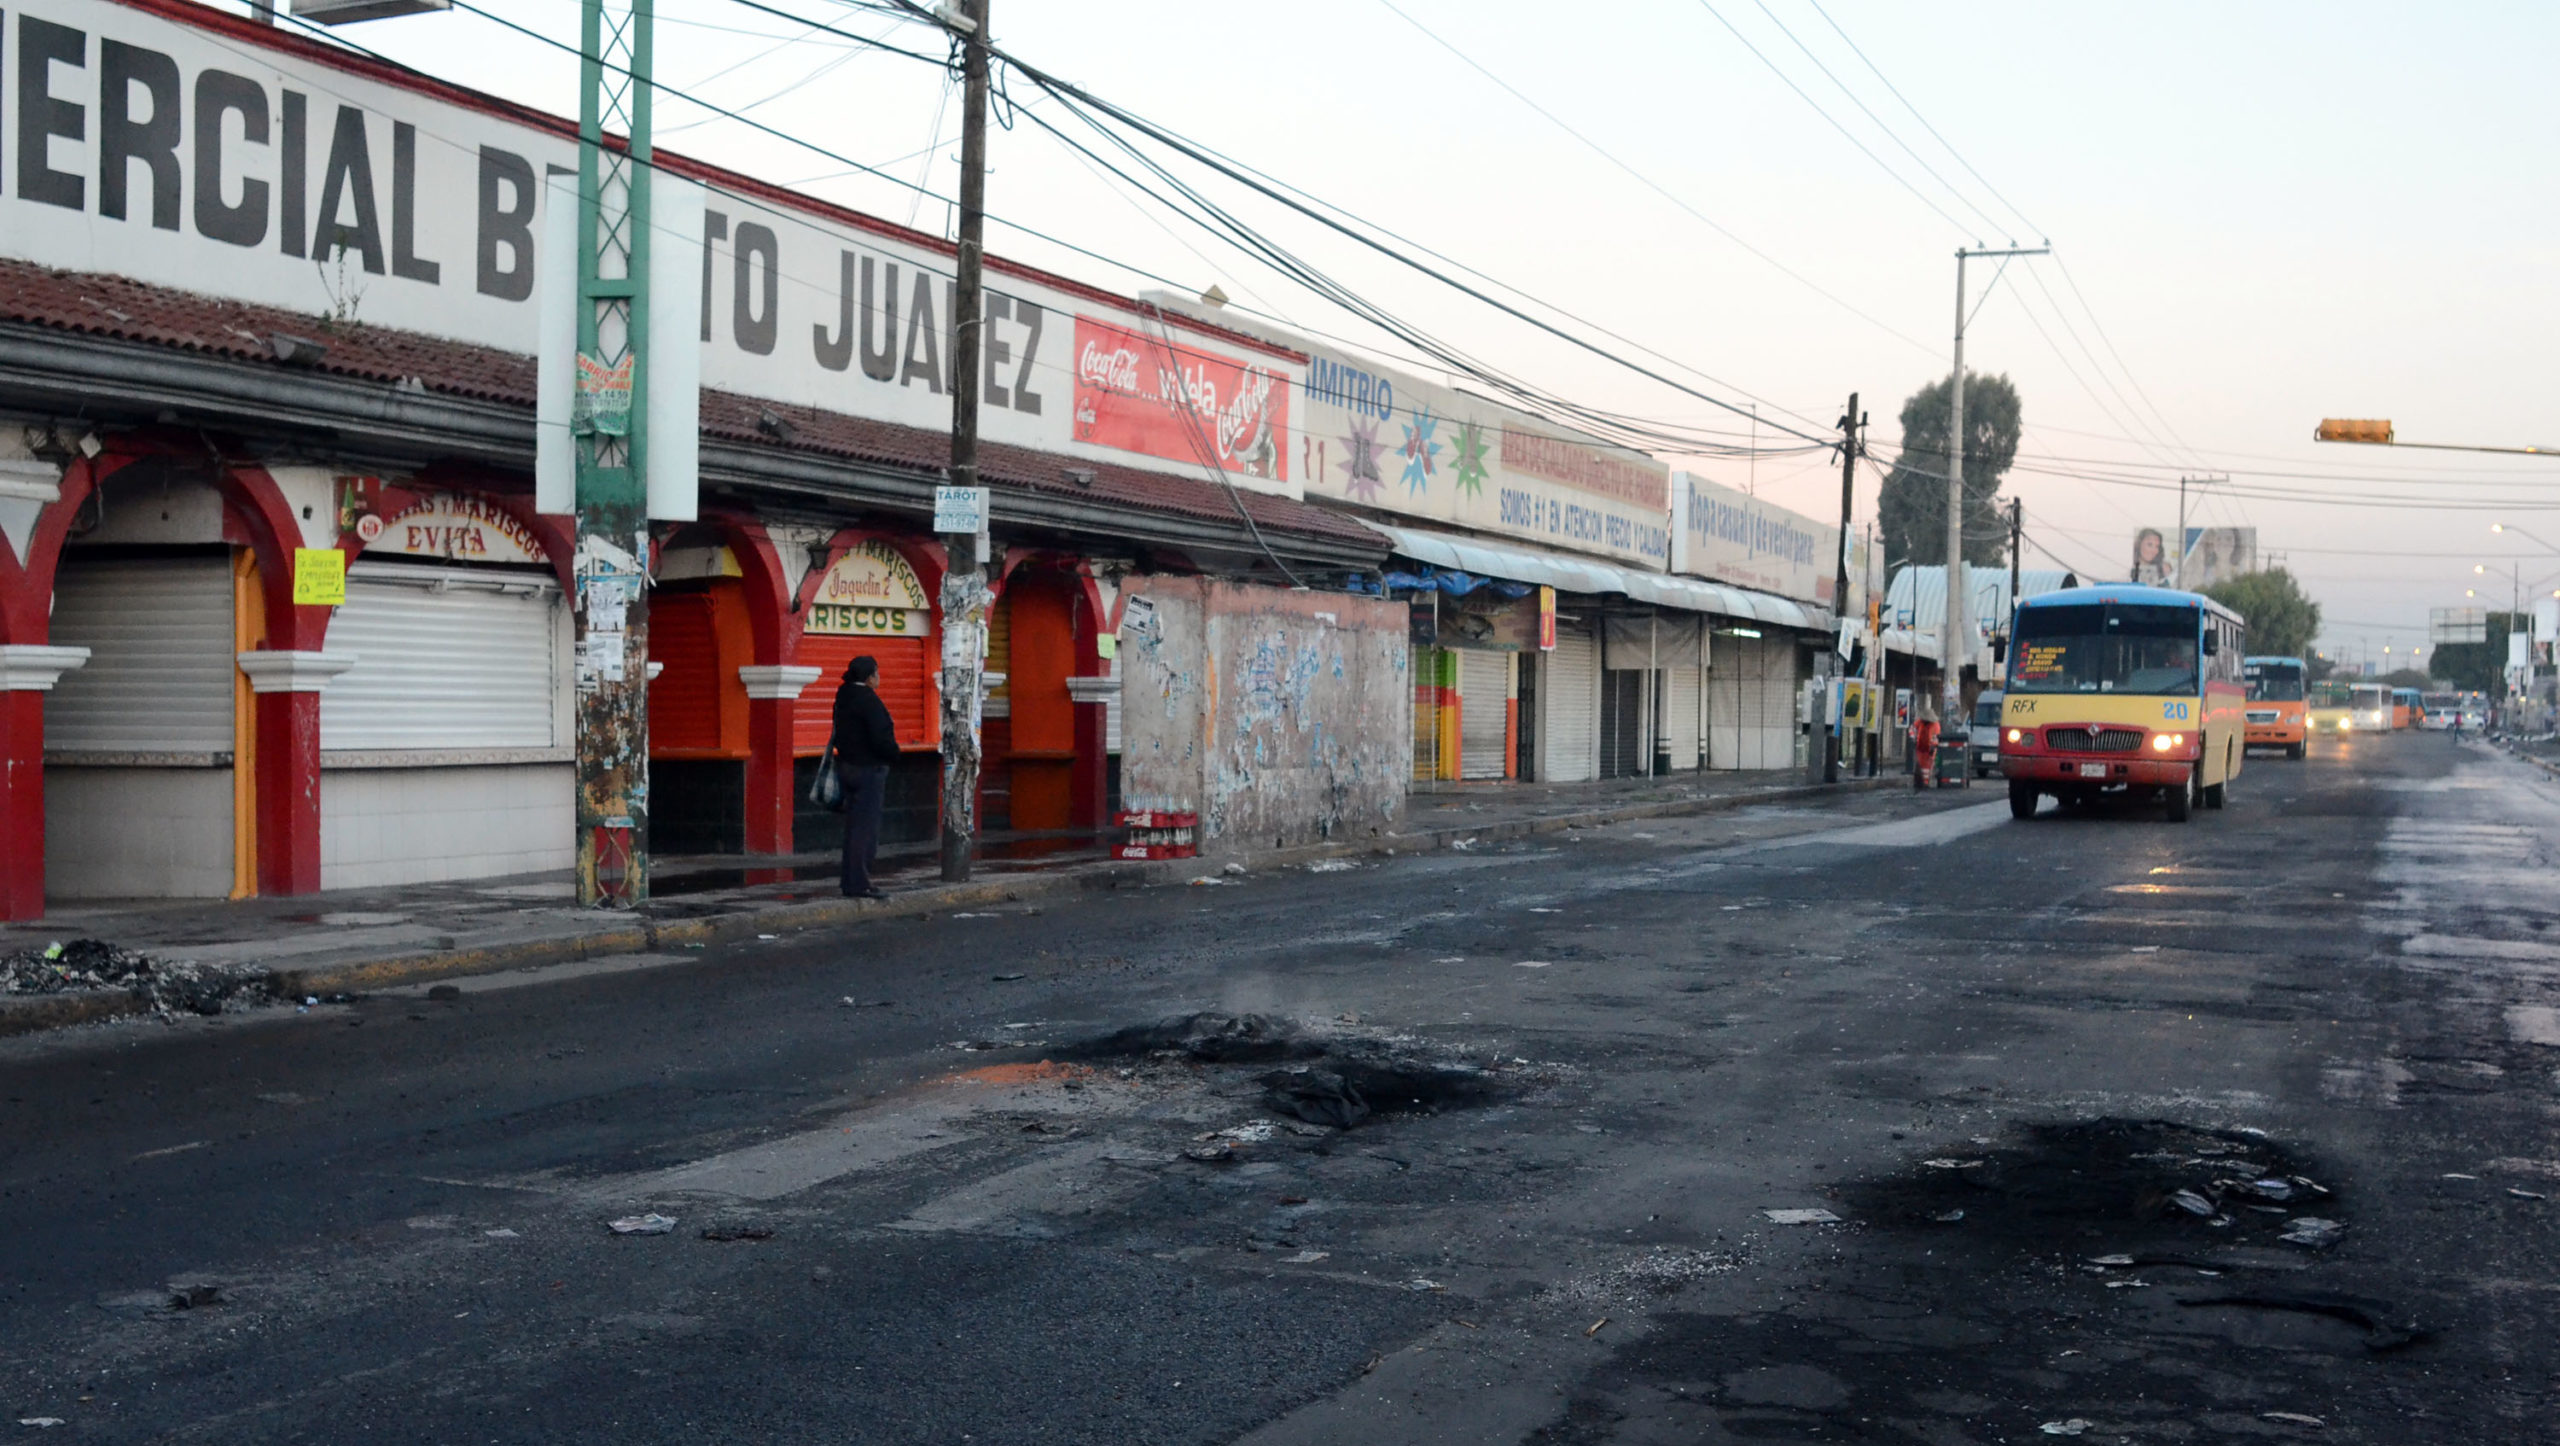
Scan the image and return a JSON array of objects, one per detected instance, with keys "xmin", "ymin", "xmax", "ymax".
[
  {"xmin": 1999, "ymin": 585, "xmax": 2246, "ymax": 822},
  {"xmin": 2243, "ymin": 655, "xmax": 2308, "ymax": 759}
]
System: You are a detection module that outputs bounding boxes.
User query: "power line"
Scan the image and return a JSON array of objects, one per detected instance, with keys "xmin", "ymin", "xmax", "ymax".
[
  {"xmin": 1691, "ymin": 0, "xmax": 1977, "ymax": 238},
  {"xmin": 1802, "ymin": 0, "xmax": 2042, "ymax": 240},
  {"xmin": 1368, "ymin": 0, "xmax": 1937, "ymax": 362},
  {"xmin": 1748, "ymin": 0, "xmax": 2011, "ymax": 241}
]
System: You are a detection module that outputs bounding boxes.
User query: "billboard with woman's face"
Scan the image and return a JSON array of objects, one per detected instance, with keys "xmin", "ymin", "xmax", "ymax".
[{"xmin": 2132, "ymin": 528, "xmax": 2169, "ymax": 585}]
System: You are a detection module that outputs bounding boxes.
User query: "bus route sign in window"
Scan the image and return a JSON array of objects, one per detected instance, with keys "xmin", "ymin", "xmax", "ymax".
[{"xmin": 2010, "ymin": 603, "xmax": 2201, "ymax": 695}]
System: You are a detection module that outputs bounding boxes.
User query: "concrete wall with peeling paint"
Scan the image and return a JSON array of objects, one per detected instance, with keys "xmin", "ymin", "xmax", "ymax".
[{"xmin": 1117, "ymin": 579, "xmax": 1408, "ymax": 850}]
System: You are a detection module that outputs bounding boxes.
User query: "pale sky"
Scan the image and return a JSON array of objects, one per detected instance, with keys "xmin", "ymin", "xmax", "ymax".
[{"xmin": 249, "ymin": 0, "xmax": 2560, "ymax": 667}]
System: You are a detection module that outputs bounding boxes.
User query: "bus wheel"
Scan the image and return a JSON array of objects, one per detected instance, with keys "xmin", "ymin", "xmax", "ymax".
[
  {"xmin": 2008, "ymin": 781, "xmax": 2039, "ymax": 820},
  {"xmin": 2286, "ymin": 741, "xmax": 2306, "ymax": 761},
  {"xmin": 2205, "ymin": 776, "xmax": 2227, "ymax": 809},
  {"xmin": 2166, "ymin": 770, "xmax": 2193, "ymax": 822}
]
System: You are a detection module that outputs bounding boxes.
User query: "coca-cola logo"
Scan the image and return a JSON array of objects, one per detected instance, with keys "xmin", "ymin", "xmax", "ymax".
[{"xmin": 1079, "ymin": 340, "xmax": 1143, "ymax": 392}]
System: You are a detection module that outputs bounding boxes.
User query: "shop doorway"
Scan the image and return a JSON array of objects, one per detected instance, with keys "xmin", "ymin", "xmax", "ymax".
[{"xmin": 1000, "ymin": 569, "xmax": 1080, "ymax": 831}]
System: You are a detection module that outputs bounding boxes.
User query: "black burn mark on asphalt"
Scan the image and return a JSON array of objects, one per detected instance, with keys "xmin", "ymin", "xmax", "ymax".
[
  {"xmin": 1843, "ymin": 1117, "xmax": 2342, "ymax": 1257},
  {"xmin": 1063, "ymin": 1012, "xmax": 1507, "ymax": 1127},
  {"xmin": 1539, "ymin": 1120, "xmax": 2440, "ymax": 1443}
]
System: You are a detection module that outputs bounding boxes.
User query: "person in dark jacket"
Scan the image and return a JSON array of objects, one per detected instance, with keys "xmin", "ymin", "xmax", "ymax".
[{"xmin": 831, "ymin": 655, "xmax": 900, "ymax": 898}]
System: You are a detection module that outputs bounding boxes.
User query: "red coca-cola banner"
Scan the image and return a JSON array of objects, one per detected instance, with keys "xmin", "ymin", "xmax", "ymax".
[{"xmin": 1070, "ymin": 316, "xmax": 1290, "ymax": 483}]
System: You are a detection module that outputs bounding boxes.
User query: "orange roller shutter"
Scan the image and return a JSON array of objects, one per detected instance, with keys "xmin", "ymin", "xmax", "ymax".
[
  {"xmin": 795, "ymin": 634, "xmax": 937, "ymax": 754},
  {"xmin": 649, "ymin": 592, "xmax": 724, "ymax": 755}
]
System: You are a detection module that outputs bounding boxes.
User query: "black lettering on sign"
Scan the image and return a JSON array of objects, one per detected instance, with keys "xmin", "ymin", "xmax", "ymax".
[
  {"xmin": 699, "ymin": 209, "xmax": 727, "ymax": 342},
  {"xmin": 732, "ymin": 219, "xmax": 777, "ymax": 356},
  {"xmin": 981, "ymin": 293, "xmax": 1011, "ymax": 410},
  {"xmin": 313, "ymin": 104, "xmax": 383, "ymax": 273},
  {"xmin": 279, "ymin": 90, "xmax": 307, "ymax": 258},
  {"xmin": 389, "ymin": 122, "xmax": 438, "ymax": 283},
  {"xmin": 17, "ymin": 17, "xmax": 88, "ymax": 212},
  {"xmin": 859, "ymin": 256, "xmax": 898, "ymax": 383},
  {"xmin": 900, "ymin": 272, "xmax": 941, "ymax": 393},
  {"xmin": 99, "ymin": 40, "xmax": 179, "ymax": 230},
  {"xmin": 474, "ymin": 146, "xmax": 534, "ymax": 299},
  {"xmin": 192, "ymin": 70, "xmax": 268, "ymax": 248},
  {"xmin": 1012, "ymin": 299, "xmax": 1044, "ymax": 416},
  {"xmin": 812, "ymin": 248, "xmax": 855, "ymax": 372}
]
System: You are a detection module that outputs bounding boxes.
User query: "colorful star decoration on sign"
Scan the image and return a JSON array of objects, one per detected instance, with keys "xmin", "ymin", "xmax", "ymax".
[
  {"xmin": 1338, "ymin": 418, "xmax": 1385, "ymax": 501},
  {"xmin": 1448, "ymin": 419, "xmax": 1491, "ymax": 496},
  {"xmin": 1399, "ymin": 408, "xmax": 1442, "ymax": 495}
]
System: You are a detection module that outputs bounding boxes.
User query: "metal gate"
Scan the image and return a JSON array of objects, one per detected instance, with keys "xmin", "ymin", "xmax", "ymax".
[
  {"xmin": 1599, "ymin": 669, "xmax": 1645, "ymax": 778},
  {"xmin": 1456, "ymin": 648, "xmax": 1511, "ymax": 780},
  {"xmin": 1542, "ymin": 623, "xmax": 1599, "ymax": 782}
]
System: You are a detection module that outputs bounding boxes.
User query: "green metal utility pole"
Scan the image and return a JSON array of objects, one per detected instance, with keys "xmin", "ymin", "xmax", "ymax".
[{"xmin": 572, "ymin": 0, "xmax": 654, "ymax": 905}]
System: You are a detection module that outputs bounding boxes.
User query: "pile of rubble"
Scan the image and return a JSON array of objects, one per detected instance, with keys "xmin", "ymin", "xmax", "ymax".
[{"xmin": 0, "ymin": 938, "xmax": 271, "ymax": 1017}]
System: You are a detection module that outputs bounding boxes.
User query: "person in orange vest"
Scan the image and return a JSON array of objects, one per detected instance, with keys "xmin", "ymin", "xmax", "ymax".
[{"xmin": 1911, "ymin": 696, "xmax": 1940, "ymax": 791}]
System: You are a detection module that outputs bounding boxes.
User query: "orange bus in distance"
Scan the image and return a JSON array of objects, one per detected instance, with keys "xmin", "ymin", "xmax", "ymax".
[{"xmin": 2243, "ymin": 656, "xmax": 2308, "ymax": 759}]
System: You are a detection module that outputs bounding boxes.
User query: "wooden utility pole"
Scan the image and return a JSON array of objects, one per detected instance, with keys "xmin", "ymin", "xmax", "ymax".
[
  {"xmin": 938, "ymin": 0, "xmax": 992, "ymax": 883},
  {"xmin": 1827, "ymin": 393, "xmax": 1862, "ymax": 784}
]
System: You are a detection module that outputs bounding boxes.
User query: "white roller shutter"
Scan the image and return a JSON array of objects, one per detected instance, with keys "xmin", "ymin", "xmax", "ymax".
[
  {"xmin": 1665, "ymin": 659, "xmax": 1702, "ymax": 770},
  {"xmin": 1456, "ymin": 649, "xmax": 1510, "ymax": 780},
  {"xmin": 323, "ymin": 563, "xmax": 565, "ymax": 752},
  {"xmin": 48, "ymin": 554, "xmax": 235, "ymax": 752},
  {"xmin": 1749, "ymin": 637, "xmax": 1800, "ymax": 769},
  {"xmin": 1543, "ymin": 623, "xmax": 1599, "ymax": 783},
  {"xmin": 1709, "ymin": 630, "xmax": 1742, "ymax": 770}
]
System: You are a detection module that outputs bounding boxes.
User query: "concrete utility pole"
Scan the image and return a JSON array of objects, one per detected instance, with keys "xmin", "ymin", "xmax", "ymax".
[
  {"xmin": 938, "ymin": 0, "xmax": 993, "ymax": 883},
  {"xmin": 2007, "ymin": 498, "xmax": 2022, "ymax": 660},
  {"xmin": 1944, "ymin": 245, "xmax": 2045, "ymax": 720},
  {"xmin": 571, "ymin": 0, "xmax": 655, "ymax": 906},
  {"xmin": 1827, "ymin": 393, "xmax": 1863, "ymax": 784}
]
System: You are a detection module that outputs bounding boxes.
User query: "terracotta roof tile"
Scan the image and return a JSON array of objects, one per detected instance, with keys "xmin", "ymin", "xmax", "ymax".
[{"xmin": 0, "ymin": 258, "xmax": 1380, "ymax": 552}]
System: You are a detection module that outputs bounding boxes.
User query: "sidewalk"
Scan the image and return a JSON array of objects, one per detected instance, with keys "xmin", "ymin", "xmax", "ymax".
[{"xmin": 1, "ymin": 766, "xmax": 1904, "ymax": 1036}]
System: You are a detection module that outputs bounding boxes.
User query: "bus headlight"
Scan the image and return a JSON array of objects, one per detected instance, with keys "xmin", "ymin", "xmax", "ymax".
[
  {"xmin": 2006, "ymin": 728, "xmax": 2023, "ymax": 744},
  {"xmin": 2151, "ymin": 734, "xmax": 2172, "ymax": 751}
]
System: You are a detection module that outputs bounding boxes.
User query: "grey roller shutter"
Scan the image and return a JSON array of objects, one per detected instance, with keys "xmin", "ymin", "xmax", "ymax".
[
  {"xmin": 47, "ymin": 554, "xmax": 235, "ymax": 752},
  {"xmin": 1665, "ymin": 659, "xmax": 1702, "ymax": 770},
  {"xmin": 1543, "ymin": 623, "xmax": 1599, "ymax": 782},
  {"xmin": 1750, "ymin": 637, "xmax": 1800, "ymax": 769},
  {"xmin": 1456, "ymin": 648, "xmax": 1510, "ymax": 780},
  {"xmin": 322, "ymin": 563, "xmax": 565, "ymax": 752}
]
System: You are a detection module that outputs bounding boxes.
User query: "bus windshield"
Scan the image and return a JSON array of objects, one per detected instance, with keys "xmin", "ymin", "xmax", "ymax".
[
  {"xmin": 2245, "ymin": 659, "xmax": 2305, "ymax": 702},
  {"xmin": 2010, "ymin": 602, "xmax": 2200, "ymax": 695}
]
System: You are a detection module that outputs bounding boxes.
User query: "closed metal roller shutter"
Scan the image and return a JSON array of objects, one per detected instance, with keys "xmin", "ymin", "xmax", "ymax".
[
  {"xmin": 1456, "ymin": 649, "xmax": 1510, "ymax": 780},
  {"xmin": 322, "ymin": 563, "xmax": 563, "ymax": 751},
  {"xmin": 1735, "ymin": 636, "xmax": 1799, "ymax": 770},
  {"xmin": 647, "ymin": 592, "xmax": 722, "ymax": 753},
  {"xmin": 795, "ymin": 635, "xmax": 935, "ymax": 753},
  {"xmin": 1543, "ymin": 623, "xmax": 1599, "ymax": 782},
  {"xmin": 48, "ymin": 553, "xmax": 236, "ymax": 752},
  {"xmin": 1709, "ymin": 631, "xmax": 1742, "ymax": 770},
  {"xmin": 1599, "ymin": 669, "xmax": 1645, "ymax": 778},
  {"xmin": 1665, "ymin": 659, "xmax": 1702, "ymax": 770}
]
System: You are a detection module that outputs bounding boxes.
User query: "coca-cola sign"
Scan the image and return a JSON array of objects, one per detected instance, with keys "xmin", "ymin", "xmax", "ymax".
[{"xmin": 1070, "ymin": 316, "xmax": 1289, "ymax": 483}]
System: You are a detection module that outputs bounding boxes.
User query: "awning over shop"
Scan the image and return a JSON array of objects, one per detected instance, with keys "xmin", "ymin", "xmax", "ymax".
[{"xmin": 1375, "ymin": 524, "xmax": 1831, "ymax": 633}]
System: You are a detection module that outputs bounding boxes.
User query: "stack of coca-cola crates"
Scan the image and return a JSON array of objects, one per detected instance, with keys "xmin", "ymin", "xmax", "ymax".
[{"xmin": 1112, "ymin": 808, "xmax": 1198, "ymax": 860}]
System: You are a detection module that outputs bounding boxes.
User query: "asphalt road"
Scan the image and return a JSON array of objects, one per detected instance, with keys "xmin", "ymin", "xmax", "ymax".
[{"xmin": 4, "ymin": 733, "xmax": 2555, "ymax": 1444}]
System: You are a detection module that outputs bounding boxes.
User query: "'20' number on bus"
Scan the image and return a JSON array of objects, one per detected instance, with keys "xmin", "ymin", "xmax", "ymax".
[{"xmin": 2163, "ymin": 701, "xmax": 2191, "ymax": 721}]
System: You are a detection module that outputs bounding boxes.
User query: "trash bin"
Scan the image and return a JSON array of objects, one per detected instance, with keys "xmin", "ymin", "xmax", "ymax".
[{"xmin": 1936, "ymin": 733, "xmax": 1973, "ymax": 788}]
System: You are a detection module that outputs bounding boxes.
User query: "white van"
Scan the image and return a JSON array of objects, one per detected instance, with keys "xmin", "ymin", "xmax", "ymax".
[{"xmin": 1970, "ymin": 690, "xmax": 2005, "ymax": 778}]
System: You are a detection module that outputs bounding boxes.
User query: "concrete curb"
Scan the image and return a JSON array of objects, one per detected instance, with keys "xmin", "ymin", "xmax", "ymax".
[{"xmin": 7, "ymin": 774, "xmax": 1906, "ymax": 1038}]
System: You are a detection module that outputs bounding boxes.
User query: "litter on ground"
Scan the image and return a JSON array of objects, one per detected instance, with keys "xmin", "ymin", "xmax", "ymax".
[
  {"xmin": 607, "ymin": 1214, "xmax": 678, "ymax": 1236},
  {"xmin": 1762, "ymin": 1208, "xmax": 1843, "ymax": 1225}
]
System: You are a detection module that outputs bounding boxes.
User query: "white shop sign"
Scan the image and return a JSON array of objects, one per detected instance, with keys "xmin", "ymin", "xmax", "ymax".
[
  {"xmin": 1670, "ymin": 470, "xmax": 1841, "ymax": 609},
  {"xmin": 2, "ymin": 2, "xmax": 1302, "ymax": 496}
]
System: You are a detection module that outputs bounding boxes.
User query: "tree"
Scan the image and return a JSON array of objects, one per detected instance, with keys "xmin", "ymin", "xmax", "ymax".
[
  {"xmin": 1880, "ymin": 371, "xmax": 2021, "ymax": 574},
  {"xmin": 2426, "ymin": 613, "xmax": 2517, "ymax": 693},
  {"xmin": 2202, "ymin": 568, "xmax": 2321, "ymax": 659},
  {"xmin": 2378, "ymin": 668, "xmax": 2432, "ymax": 690}
]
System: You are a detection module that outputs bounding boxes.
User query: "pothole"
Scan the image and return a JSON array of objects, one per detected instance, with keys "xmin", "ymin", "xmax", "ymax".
[{"xmin": 1062, "ymin": 1011, "xmax": 1511, "ymax": 1129}]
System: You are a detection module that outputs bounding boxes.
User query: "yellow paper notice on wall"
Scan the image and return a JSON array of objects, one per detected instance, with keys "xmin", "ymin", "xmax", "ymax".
[{"xmin": 292, "ymin": 547, "xmax": 347, "ymax": 606}]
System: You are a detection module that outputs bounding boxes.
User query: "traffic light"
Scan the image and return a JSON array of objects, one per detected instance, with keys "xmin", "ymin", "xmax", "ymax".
[{"xmin": 2315, "ymin": 418, "xmax": 2394, "ymax": 444}]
